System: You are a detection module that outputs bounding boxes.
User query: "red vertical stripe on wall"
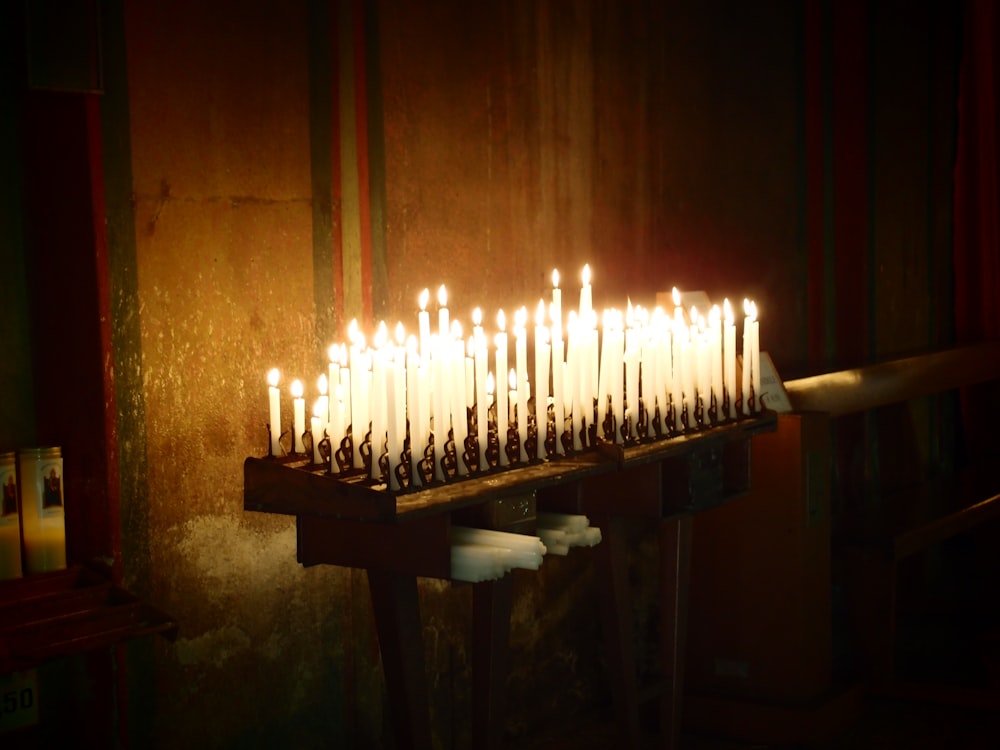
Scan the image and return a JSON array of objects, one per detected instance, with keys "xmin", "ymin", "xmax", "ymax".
[
  {"xmin": 330, "ymin": 6, "xmax": 345, "ymax": 327},
  {"xmin": 85, "ymin": 93, "xmax": 123, "ymax": 583},
  {"xmin": 804, "ymin": 0, "xmax": 827, "ymax": 371},
  {"xmin": 353, "ymin": 0, "xmax": 373, "ymax": 328},
  {"xmin": 832, "ymin": 0, "xmax": 869, "ymax": 366}
]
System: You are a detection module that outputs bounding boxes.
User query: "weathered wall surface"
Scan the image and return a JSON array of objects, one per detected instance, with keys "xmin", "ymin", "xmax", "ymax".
[{"xmin": 103, "ymin": 0, "xmax": 959, "ymax": 747}]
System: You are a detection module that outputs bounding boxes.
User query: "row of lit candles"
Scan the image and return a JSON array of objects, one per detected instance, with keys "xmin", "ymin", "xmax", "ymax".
[{"xmin": 265, "ymin": 266, "xmax": 762, "ymax": 490}]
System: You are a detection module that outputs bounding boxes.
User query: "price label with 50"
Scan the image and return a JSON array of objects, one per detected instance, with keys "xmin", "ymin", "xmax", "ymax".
[{"xmin": 0, "ymin": 670, "xmax": 39, "ymax": 734}]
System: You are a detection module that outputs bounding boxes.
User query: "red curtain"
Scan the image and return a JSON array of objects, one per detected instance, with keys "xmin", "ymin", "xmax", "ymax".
[
  {"xmin": 954, "ymin": 0, "xmax": 1000, "ymax": 343},
  {"xmin": 953, "ymin": 0, "xmax": 1000, "ymax": 471}
]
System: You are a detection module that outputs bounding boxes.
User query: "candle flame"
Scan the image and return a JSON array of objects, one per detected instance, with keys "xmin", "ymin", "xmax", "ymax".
[
  {"xmin": 515, "ymin": 306, "xmax": 528, "ymax": 329},
  {"xmin": 749, "ymin": 300, "xmax": 758, "ymax": 322},
  {"xmin": 328, "ymin": 344, "xmax": 338, "ymax": 363},
  {"xmin": 710, "ymin": 304, "xmax": 721, "ymax": 325},
  {"xmin": 535, "ymin": 299, "xmax": 546, "ymax": 327},
  {"xmin": 291, "ymin": 379, "xmax": 303, "ymax": 399},
  {"xmin": 552, "ymin": 268, "xmax": 560, "ymax": 288},
  {"xmin": 473, "ymin": 307, "xmax": 482, "ymax": 326},
  {"xmin": 267, "ymin": 368, "xmax": 280, "ymax": 387},
  {"xmin": 406, "ymin": 334, "xmax": 419, "ymax": 354},
  {"xmin": 582, "ymin": 263, "xmax": 591, "ymax": 286},
  {"xmin": 438, "ymin": 284, "xmax": 447, "ymax": 307},
  {"xmin": 419, "ymin": 288, "xmax": 429, "ymax": 311},
  {"xmin": 497, "ymin": 309, "xmax": 506, "ymax": 332},
  {"xmin": 374, "ymin": 320, "xmax": 388, "ymax": 348},
  {"xmin": 743, "ymin": 297, "xmax": 752, "ymax": 316},
  {"xmin": 509, "ymin": 368, "xmax": 517, "ymax": 390},
  {"xmin": 672, "ymin": 287, "xmax": 681, "ymax": 307},
  {"xmin": 724, "ymin": 298, "xmax": 734, "ymax": 323},
  {"xmin": 451, "ymin": 319, "xmax": 463, "ymax": 339},
  {"xmin": 313, "ymin": 399, "xmax": 325, "ymax": 418},
  {"xmin": 395, "ymin": 321, "xmax": 405, "ymax": 345},
  {"xmin": 317, "ymin": 373, "xmax": 328, "ymax": 395},
  {"xmin": 486, "ymin": 371, "xmax": 495, "ymax": 395},
  {"xmin": 348, "ymin": 318, "xmax": 364, "ymax": 347}
]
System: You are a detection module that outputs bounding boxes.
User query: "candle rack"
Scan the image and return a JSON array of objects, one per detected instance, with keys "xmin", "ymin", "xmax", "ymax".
[{"xmin": 263, "ymin": 388, "xmax": 768, "ymax": 497}]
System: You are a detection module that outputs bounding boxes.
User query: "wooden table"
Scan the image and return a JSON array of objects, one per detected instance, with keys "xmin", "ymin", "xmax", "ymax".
[{"xmin": 244, "ymin": 412, "xmax": 776, "ymax": 749}]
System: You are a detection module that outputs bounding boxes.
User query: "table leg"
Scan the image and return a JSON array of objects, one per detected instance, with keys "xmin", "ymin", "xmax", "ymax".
[
  {"xmin": 659, "ymin": 515, "xmax": 693, "ymax": 750},
  {"xmin": 592, "ymin": 513, "xmax": 643, "ymax": 749},
  {"xmin": 367, "ymin": 569, "xmax": 432, "ymax": 750},
  {"xmin": 472, "ymin": 574, "xmax": 514, "ymax": 750}
]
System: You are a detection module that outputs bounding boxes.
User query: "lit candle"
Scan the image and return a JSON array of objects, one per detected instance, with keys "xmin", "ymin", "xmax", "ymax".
[
  {"xmin": 311, "ymin": 399, "xmax": 325, "ymax": 465},
  {"xmin": 267, "ymin": 368, "xmax": 281, "ymax": 455},
  {"xmin": 329, "ymin": 383, "xmax": 343, "ymax": 472},
  {"xmin": 438, "ymin": 284, "xmax": 449, "ymax": 337},
  {"xmin": 291, "ymin": 379, "xmax": 305, "ymax": 454},
  {"xmin": 709, "ymin": 305, "xmax": 722, "ymax": 423},
  {"xmin": 508, "ymin": 368, "xmax": 519, "ymax": 455},
  {"xmin": 670, "ymin": 318, "xmax": 683, "ymax": 431},
  {"xmin": 579, "ymin": 263, "xmax": 592, "ymax": 320},
  {"xmin": 624, "ymin": 315, "xmax": 639, "ymax": 440},
  {"xmin": 406, "ymin": 336, "xmax": 423, "ymax": 486},
  {"xmin": 724, "ymin": 299, "xmax": 737, "ymax": 420},
  {"xmin": 514, "ymin": 306, "xmax": 529, "ymax": 462},
  {"xmin": 431, "ymin": 333, "xmax": 447, "ymax": 480},
  {"xmin": 550, "ymin": 302, "xmax": 565, "ymax": 454},
  {"xmin": 551, "ymin": 269, "xmax": 562, "ymax": 345},
  {"xmin": 316, "ymin": 373, "xmax": 329, "ymax": 437},
  {"xmin": 473, "ymin": 309, "xmax": 489, "ymax": 471},
  {"xmin": 370, "ymin": 322, "xmax": 389, "ymax": 480},
  {"xmin": 348, "ymin": 320, "xmax": 368, "ymax": 468},
  {"xmin": 750, "ymin": 300, "xmax": 761, "ymax": 413},
  {"xmin": 418, "ymin": 288, "xmax": 431, "ymax": 361},
  {"xmin": 327, "ymin": 346, "xmax": 339, "ymax": 426},
  {"xmin": 495, "ymin": 310, "xmax": 509, "ymax": 466},
  {"xmin": 742, "ymin": 298, "xmax": 753, "ymax": 415},
  {"xmin": 451, "ymin": 321, "xmax": 469, "ymax": 475},
  {"xmin": 566, "ymin": 312, "xmax": 583, "ymax": 450},
  {"xmin": 534, "ymin": 300, "xmax": 550, "ymax": 460}
]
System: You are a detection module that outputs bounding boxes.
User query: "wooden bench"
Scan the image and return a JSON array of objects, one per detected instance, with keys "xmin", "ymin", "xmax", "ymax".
[{"xmin": 783, "ymin": 341, "xmax": 1000, "ymax": 701}]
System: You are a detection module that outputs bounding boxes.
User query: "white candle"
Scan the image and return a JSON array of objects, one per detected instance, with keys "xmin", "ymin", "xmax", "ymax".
[
  {"xmin": 326, "ymin": 346, "xmax": 339, "ymax": 426},
  {"xmin": 724, "ymin": 299, "xmax": 737, "ymax": 420},
  {"xmin": 534, "ymin": 301, "xmax": 550, "ymax": 460},
  {"xmin": 566, "ymin": 312, "xmax": 583, "ymax": 450},
  {"xmin": 451, "ymin": 324, "xmax": 469, "ymax": 475},
  {"xmin": 406, "ymin": 339, "xmax": 423, "ymax": 486},
  {"xmin": 551, "ymin": 310, "xmax": 565, "ymax": 454},
  {"xmin": 579, "ymin": 263, "xmax": 592, "ymax": 320},
  {"xmin": 336, "ymin": 344, "xmax": 352, "ymax": 443},
  {"xmin": 418, "ymin": 288, "xmax": 431, "ymax": 361},
  {"xmin": 267, "ymin": 368, "xmax": 281, "ymax": 455},
  {"xmin": 514, "ymin": 306, "xmax": 529, "ymax": 462},
  {"xmin": 495, "ymin": 311, "xmax": 509, "ymax": 466},
  {"xmin": 437, "ymin": 284, "xmax": 449, "ymax": 337},
  {"xmin": 291, "ymin": 379, "xmax": 306, "ymax": 454},
  {"xmin": 551, "ymin": 269, "xmax": 562, "ymax": 345},
  {"xmin": 386, "ymin": 352, "xmax": 406, "ymax": 491},
  {"xmin": 329, "ymin": 383, "xmax": 343, "ymax": 472},
  {"xmin": 316, "ymin": 373, "xmax": 329, "ymax": 437},
  {"xmin": 742, "ymin": 299, "xmax": 754, "ymax": 414},
  {"xmin": 709, "ymin": 305, "xmax": 722, "ymax": 423},
  {"xmin": 465, "ymin": 336, "xmax": 476, "ymax": 409},
  {"xmin": 311, "ymin": 400, "xmax": 325, "ymax": 464},
  {"xmin": 750, "ymin": 300, "xmax": 761, "ymax": 413},
  {"xmin": 348, "ymin": 320, "xmax": 368, "ymax": 468},
  {"xmin": 473, "ymin": 311, "xmax": 489, "ymax": 470},
  {"xmin": 624, "ymin": 337, "xmax": 640, "ymax": 441},
  {"xmin": 508, "ymin": 368, "xmax": 519, "ymax": 455},
  {"xmin": 431, "ymin": 333, "xmax": 447, "ymax": 480}
]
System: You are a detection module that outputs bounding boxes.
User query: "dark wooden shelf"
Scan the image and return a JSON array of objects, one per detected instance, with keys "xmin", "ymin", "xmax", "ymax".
[{"xmin": 0, "ymin": 564, "xmax": 178, "ymax": 673}]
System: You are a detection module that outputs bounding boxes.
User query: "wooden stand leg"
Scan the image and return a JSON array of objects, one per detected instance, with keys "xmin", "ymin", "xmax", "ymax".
[
  {"xmin": 659, "ymin": 515, "xmax": 693, "ymax": 750},
  {"xmin": 592, "ymin": 513, "xmax": 643, "ymax": 749},
  {"xmin": 472, "ymin": 575, "xmax": 514, "ymax": 750},
  {"xmin": 367, "ymin": 569, "xmax": 432, "ymax": 750},
  {"xmin": 846, "ymin": 548, "xmax": 897, "ymax": 688}
]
